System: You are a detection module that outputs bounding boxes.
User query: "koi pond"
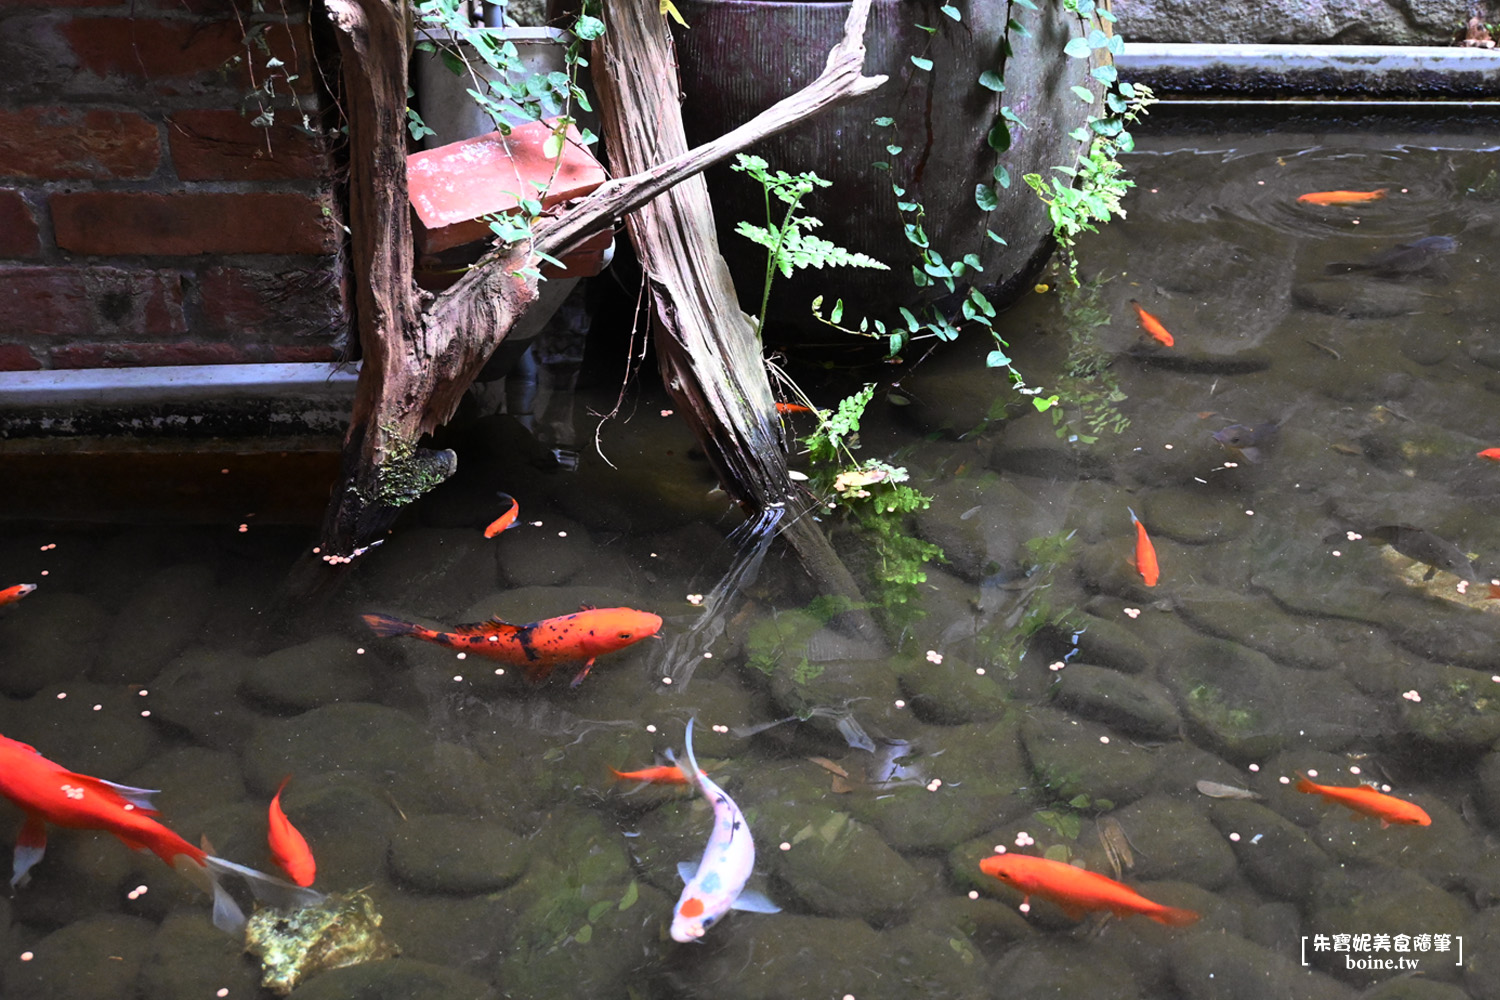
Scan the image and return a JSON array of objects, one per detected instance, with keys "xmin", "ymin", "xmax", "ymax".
[{"xmin": 2, "ymin": 120, "xmax": 1499, "ymax": 1000}]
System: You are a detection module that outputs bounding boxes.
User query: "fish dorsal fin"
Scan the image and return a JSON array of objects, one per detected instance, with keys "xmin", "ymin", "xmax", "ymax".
[
  {"xmin": 451, "ymin": 617, "xmax": 522, "ymax": 637},
  {"xmin": 67, "ymin": 774, "xmax": 161, "ymax": 814},
  {"xmin": 677, "ymin": 861, "xmax": 698, "ymax": 884},
  {"xmin": 731, "ymin": 890, "xmax": 781, "ymax": 914},
  {"xmin": 578, "ymin": 603, "xmax": 597, "ymax": 611},
  {"xmin": 93, "ymin": 779, "xmax": 161, "ymax": 812}
]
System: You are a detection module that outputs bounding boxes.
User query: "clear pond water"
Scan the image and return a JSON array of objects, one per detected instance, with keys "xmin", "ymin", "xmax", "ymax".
[{"xmin": 1, "ymin": 123, "xmax": 1499, "ymax": 1000}]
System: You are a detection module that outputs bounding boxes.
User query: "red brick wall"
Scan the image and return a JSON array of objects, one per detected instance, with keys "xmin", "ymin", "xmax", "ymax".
[{"xmin": 0, "ymin": 0, "xmax": 349, "ymax": 371}]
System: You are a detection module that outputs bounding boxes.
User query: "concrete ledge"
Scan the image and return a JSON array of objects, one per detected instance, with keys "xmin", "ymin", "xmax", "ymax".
[
  {"xmin": 1118, "ymin": 43, "xmax": 1500, "ymax": 99},
  {"xmin": 0, "ymin": 363, "xmax": 358, "ymax": 450},
  {"xmin": 0, "ymin": 362, "xmax": 358, "ymax": 407}
]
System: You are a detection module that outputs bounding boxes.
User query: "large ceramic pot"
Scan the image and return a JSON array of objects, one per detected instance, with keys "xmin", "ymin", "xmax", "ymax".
[{"xmin": 671, "ymin": 0, "xmax": 1101, "ymax": 339}]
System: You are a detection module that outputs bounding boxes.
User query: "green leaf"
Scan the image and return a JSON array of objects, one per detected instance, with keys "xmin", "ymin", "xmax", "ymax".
[
  {"xmin": 987, "ymin": 122, "xmax": 1011, "ymax": 152},
  {"xmin": 619, "ymin": 879, "xmax": 640, "ymax": 911},
  {"xmin": 978, "ymin": 70, "xmax": 1005, "ymax": 92},
  {"xmin": 985, "ymin": 349, "xmax": 1011, "ymax": 368},
  {"xmin": 974, "ymin": 184, "xmax": 999, "ymax": 211},
  {"xmin": 1106, "ymin": 92, "xmax": 1128, "ymax": 113},
  {"xmin": 1108, "ymin": 34, "xmax": 1125, "ymax": 54},
  {"xmin": 963, "ymin": 253, "xmax": 983, "ymax": 270},
  {"xmin": 941, "ymin": 3, "xmax": 960, "ymax": 20},
  {"xmin": 873, "ymin": 116, "xmax": 895, "ymax": 126},
  {"xmin": 1116, "ymin": 130, "xmax": 1135, "ymax": 153},
  {"xmin": 911, "ymin": 55, "xmax": 934, "ymax": 71},
  {"xmin": 994, "ymin": 164, "xmax": 1011, "ymax": 189},
  {"xmin": 588, "ymin": 900, "xmax": 614, "ymax": 923},
  {"xmin": 1087, "ymin": 28, "xmax": 1110, "ymax": 48},
  {"xmin": 985, "ymin": 228, "xmax": 1007, "ymax": 245},
  {"xmin": 831, "ymin": 299, "xmax": 844, "ymax": 323},
  {"xmin": 1091, "ymin": 64, "xmax": 1118, "ymax": 85},
  {"xmin": 1119, "ymin": 80, "xmax": 1137, "ymax": 98},
  {"xmin": 886, "ymin": 144, "xmax": 903, "ymax": 155},
  {"xmin": 1070, "ymin": 85, "xmax": 1094, "ymax": 103},
  {"xmin": 543, "ymin": 132, "xmax": 563, "ymax": 158},
  {"xmin": 898, "ymin": 306, "xmax": 920, "ymax": 331},
  {"xmin": 1006, "ymin": 17, "xmax": 1030, "ymax": 38},
  {"xmin": 574, "ymin": 14, "xmax": 605, "ymax": 39},
  {"xmin": 1064, "ymin": 36, "xmax": 1091, "ymax": 58},
  {"xmin": 575, "ymin": 923, "xmax": 593, "ymax": 944}
]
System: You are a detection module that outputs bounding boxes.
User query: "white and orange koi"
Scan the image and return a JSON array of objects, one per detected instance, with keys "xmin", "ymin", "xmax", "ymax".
[{"xmin": 668, "ymin": 719, "xmax": 779, "ymax": 942}]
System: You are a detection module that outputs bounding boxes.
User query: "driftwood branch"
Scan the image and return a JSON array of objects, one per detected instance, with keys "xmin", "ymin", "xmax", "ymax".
[{"xmin": 319, "ymin": 0, "xmax": 885, "ymax": 574}]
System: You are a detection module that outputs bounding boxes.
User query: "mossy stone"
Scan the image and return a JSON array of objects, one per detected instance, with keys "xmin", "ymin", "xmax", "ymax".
[
  {"xmin": 761, "ymin": 806, "xmax": 925, "ymax": 922},
  {"xmin": 1106, "ymin": 794, "xmax": 1236, "ymax": 889},
  {"xmin": 1020, "ymin": 707, "xmax": 1161, "ymax": 808},
  {"xmin": 1206, "ymin": 798, "xmax": 1332, "ymax": 902},
  {"xmin": 388, "ymin": 815, "xmax": 529, "ymax": 895},
  {"xmin": 1051, "ymin": 664, "xmax": 1181, "ymax": 738},
  {"xmin": 1306, "ymin": 868, "xmax": 1470, "ymax": 986}
]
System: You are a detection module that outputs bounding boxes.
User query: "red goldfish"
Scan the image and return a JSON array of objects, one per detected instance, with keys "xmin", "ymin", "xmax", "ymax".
[
  {"xmin": 611, "ymin": 765, "xmax": 691, "ymax": 784},
  {"xmin": 1478, "ymin": 448, "xmax": 1500, "ymax": 461},
  {"xmin": 1128, "ymin": 507, "xmax": 1159, "ymax": 587},
  {"xmin": 0, "ymin": 583, "xmax": 36, "ymax": 607},
  {"xmin": 483, "ymin": 494, "xmax": 520, "ymax": 538},
  {"xmin": 1297, "ymin": 189, "xmax": 1387, "ymax": 206},
  {"xmin": 1294, "ymin": 772, "xmax": 1431, "ymax": 828},
  {"xmin": 980, "ymin": 853, "xmax": 1199, "ymax": 926},
  {"xmin": 0, "ymin": 734, "xmax": 318, "ymax": 931},
  {"xmin": 775, "ymin": 403, "xmax": 813, "ymax": 414},
  {"xmin": 268, "ymin": 778, "xmax": 316, "ymax": 887},
  {"xmin": 1128, "ymin": 300, "xmax": 1174, "ymax": 347},
  {"xmin": 363, "ymin": 605, "xmax": 662, "ymax": 686}
]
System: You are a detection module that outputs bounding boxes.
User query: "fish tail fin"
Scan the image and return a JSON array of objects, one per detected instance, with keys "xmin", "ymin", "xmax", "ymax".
[
  {"xmin": 201, "ymin": 854, "xmax": 326, "ymax": 933},
  {"xmin": 1127, "ymin": 507, "xmax": 1141, "ymax": 526},
  {"xmin": 362, "ymin": 612, "xmax": 417, "ymax": 638},
  {"xmin": 1152, "ymin": 904, "xmax": 1201, "ymax": 927},
  {"xmin": 12, "ymin": 814, "xmax": 48, "ymax": 887},
  {"xmin": 1294, "ymin": 772, "xmax": 1317, "ymax": 794}
]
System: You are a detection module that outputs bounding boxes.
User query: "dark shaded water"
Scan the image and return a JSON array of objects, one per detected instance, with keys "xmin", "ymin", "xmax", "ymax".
[{"xmin": 1, "ymin": 127, "xmax": 1499, "ymax": 1000}]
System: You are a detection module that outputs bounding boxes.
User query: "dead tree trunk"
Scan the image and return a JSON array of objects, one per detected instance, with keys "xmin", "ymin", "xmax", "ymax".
[{"xmin": 319, "ymin": 0, "xmax": 884, "ymax": 624}]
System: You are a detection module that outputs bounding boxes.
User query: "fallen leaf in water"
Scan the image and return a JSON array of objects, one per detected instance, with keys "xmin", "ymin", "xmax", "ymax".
[
  {"xmin": 1195, "ymin": 779, "xmax": 1262, "ymax": 800},
  {"xmin": 829, "ymin": 775, "xmax": 856, "ymax": 794},
  {"xmin": 1097, "ymin": 816, "xmax": 1135, "ymax": 881},
  {"xmin": 1196, "ymin": 411, "xmax": 1218, "ymax": 420},
  {"xmin": 1330, "ymin": 443, "xmax": 1361, "ymax": 456},
  {"xmin": 807, "ymin": 756, "xmax": 850, "ymax": 778}
]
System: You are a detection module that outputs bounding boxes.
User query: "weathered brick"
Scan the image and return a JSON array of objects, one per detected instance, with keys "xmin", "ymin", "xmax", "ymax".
[
  {"xmin": 0, "ymin": 191, "xmax": 41, "ymax": 257},
  {"xmin": 50, "ymin": 342, "xmax": 250, "ymax": 368},
  {"xmin": 0, "ymin": 343, "xmax": 43, "ymax": 371},
  {"xmin": 0, "ymin": 107, "xmax": 160, "ymax": 180},
  {"xmin": 269, "ymin": 344, "xmax": 340, "ymax": 363},
  {"xmin": 60, "ymin": 17, "xmax": 314, "ymax": 97},
  {"xmin": 197, "ymin": 264, "xmax": 347, "ymax": 342},
  {"xmin": 169, "ymin": 109, "xmax": 328, "ymax": 181},
  {"xmin": 52, "ymin": 192, "xmax": 340, "ymax": 255},
  {"xmin": 0, "ymin": 265, "xmax": 185, "ymax": 338}
]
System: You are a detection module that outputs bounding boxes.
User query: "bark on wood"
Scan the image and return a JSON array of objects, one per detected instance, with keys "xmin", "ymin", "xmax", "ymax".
[
  {"xmin": 591, "ymin": 0, "xmax": 885, "ymax": 629},
  {"xmin": 319, "ymin": 0, "xmax": 886, "ymax": 632}
]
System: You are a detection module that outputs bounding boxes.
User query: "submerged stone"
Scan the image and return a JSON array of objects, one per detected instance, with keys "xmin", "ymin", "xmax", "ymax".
[
  {"xmin": 246, "ymin": 890, "xmax": 397, "ymax": 996},
  {"xmin": 1051, "ymin": 664, "xmax": 1182, "ymax": 739},
  {"xmin": 762, "ymin": 806, "xmax": 926, "ymax": 922},
  {"xmin": 1105, "ymin": 794, "xmax": 1237, "ymax": 890},
  {"xmin": 388, "ymin": 815, "xmax": 529, "ymax": 895},
  {"xmin": 1306, "ymin": 868, "xmax": 1470, "ymax": 987},
  {"xmin": 1206, "ymin": 798, "xmax": 1332, "ymax": 903},
  {"xmin": 1020, "ymin": 707, "xmax": 1161, "ymax": 808},
  {"xmin": 1168, "ymin": 930, "xmax": 1356, "ymax": 1000}
]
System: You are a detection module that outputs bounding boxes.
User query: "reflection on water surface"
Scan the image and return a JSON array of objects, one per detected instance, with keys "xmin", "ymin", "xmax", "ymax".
[{"xmin": 1, "ymin": 128, "xmax": 1499, "ymax": 999}]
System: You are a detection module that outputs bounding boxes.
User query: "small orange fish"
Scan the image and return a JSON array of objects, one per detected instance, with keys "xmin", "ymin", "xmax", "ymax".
[
  {"xmin": 1128, "ymin": 300, "xmax": 1174, "ymax": 347},
  {"xmin": 1294, "ymin": 772, "xmax": 1431, "ymax": 828},
  {"xmin": 0, "ymin": 584, "xmax": 36, "ymax": 607},
  {"xmin": 1296, "ymin": 189, "xmax": 1388, "ymax": 206},
  {"xmin": 611, "ymin": 765, "xmax": 692, "ymax": 784},
  {"xmin": 1128, "ymin": 507, "xmax": 1159, "ymax": 587},
  {"xmin": 980, "ymin": 853, "xmax": 1199, "ymax": 926},
  {"xmin": 363, "ymin": 606, "xmax": 662, "ymax": 687},
  {"xmin": 483, "ymin": 494, "xmax": 520, "ymax": 538},
  {"xmin": 267, "ymin": 778, "xmax": 316, "ymax": 887},
  {"xmin": 775, "ymin": 403, "xmax": 813, "ymax": 414},
  {"xmin": 1478, "ymin": 448, "xmax": 1500, "ymax": 461}
]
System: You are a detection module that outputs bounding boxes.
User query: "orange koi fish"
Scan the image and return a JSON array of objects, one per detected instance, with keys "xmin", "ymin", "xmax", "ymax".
[
  {"xmin": 611, "ymin": 765, "xmax": 691, "ymax": 784},
  {"xmin": 483, "ymin": 493, "xmax": 520, "ymax": 538},
  {"xmin": 1296, "ymin": 189, "xmax": 1387, "ymax": 206},
  {"xmin": 1128, "ymin": 300, "xmax": 1174, "ymax": 347},
  {"xmin": 363, "ymin": 606, "xmax": 663, "ymax": 687},
  {"xmin": 268, "ymin": 778, "xmax": 316, "ymax": 887},
  {"xmin": 0, "ymin": 735, "xmax": 319, "ymax": 931},
  {"xmin": 1294, "ymin": 772, "xmax": 1431, "ymax": 828},
  {"xmin": 775, "ymin": 403, "xmax": 813, "ymax": 414},
  {"xmin": 0, "ymin": 583, "xmax": 36, "ymax": 607},
  {"xmin": 980, "ymin": 853, "xmax": 1199, "ymax": 926},
  {"xmin": 1478, "ymin": 448, "xmax": 1500, "ymax": 462},
  {"xmin": 1128, "ymin": 507, "xmax": 1159, "ymax": 587}
]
